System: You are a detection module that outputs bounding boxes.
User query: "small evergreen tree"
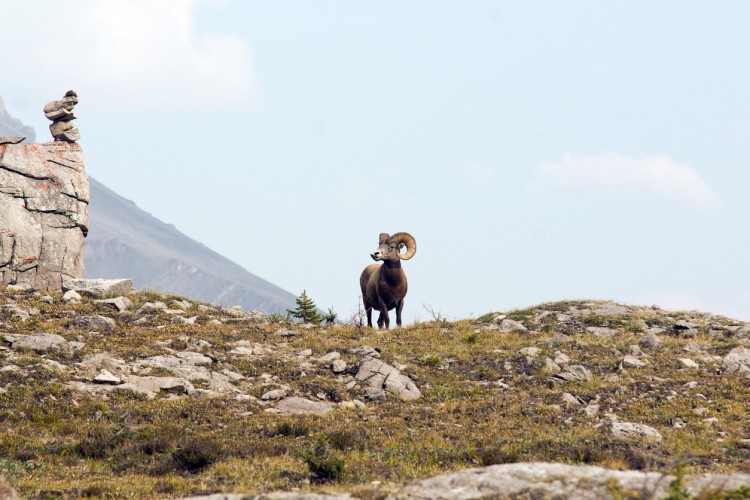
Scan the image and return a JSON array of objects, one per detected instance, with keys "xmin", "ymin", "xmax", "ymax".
[
  {"xmin": 288, "ymin": 290, "xmax": 322, "ymax": 324},
  {"xmin": 322, "ymin": 306, "xmax": 338, "ymax": 325}
]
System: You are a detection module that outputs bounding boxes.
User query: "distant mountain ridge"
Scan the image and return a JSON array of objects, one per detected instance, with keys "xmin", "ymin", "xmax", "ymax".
[
  {"xmin": 0, "ymin": 97, "xmax": 35, "ymax": 142},
  {"xmin": 0, "ymin": 95, "xmax": 296, "ymax": 313},
  {"xmin": 85, "ymin": 179, "xmax": 298, "ymax": 314}
]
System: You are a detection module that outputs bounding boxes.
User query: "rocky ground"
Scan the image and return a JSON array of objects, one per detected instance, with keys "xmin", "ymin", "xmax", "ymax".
[{"xmin": 2, "ymin": 281, "xmax": 750, "ymax": 498}]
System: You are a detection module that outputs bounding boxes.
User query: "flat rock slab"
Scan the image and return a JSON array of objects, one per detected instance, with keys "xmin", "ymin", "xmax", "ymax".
[
  {"xmin": 94, "ymin": 296, "xmax": 132, "ymax": 312},
  {"xmin": 395, "ymin": 462, "xmax": 750, "ymax": 499},
  {"xmin": 132, "ymin": 351, "xmax": 214, "ymax": 382},
  {"xmin": 275, "ymin": 397, "xmax": 334, "ymax": 416},
  {"xmin": 3, "ymin": 333, "xmax": 68, "ymax": 353},
  {"xmin": 63, "ymin": 278, "xmax": 133, "ymax": 298},
  {"xmin": 70, "ymin": 315, "xmax": 116, "ymax": 332},
  {"xmin": 610, "ymin": 421, "xmax": 663, "ymax": 442},
  {"xmin": 0, "ymin": 137, "xmax": 25, "ymax": 145}
]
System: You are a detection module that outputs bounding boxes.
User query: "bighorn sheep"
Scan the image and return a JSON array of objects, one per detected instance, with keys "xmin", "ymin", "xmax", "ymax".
[{"xmin": 359, "ymin": 232, "xmax": 417, "ymax": 329}]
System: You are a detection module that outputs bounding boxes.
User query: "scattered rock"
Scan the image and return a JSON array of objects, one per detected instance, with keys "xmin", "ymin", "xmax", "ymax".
[
  {"xmin": 542, "ymin": 358, "xmax": 561, "ymax": 373},
  {"xmin": 639, "ymin": 332, "xmax": 663, "ymax": 348},
  {"xmin": 94, "ymin": 296, "xmax": 132, "ymax": 312},
  {"xmin": 356, "ymin": 350, "xmax": 421, "ymax": 401},
  {"xmin": 622, "ymin": 355, "xmax": 646, "ymax": 368},
  {"xmin": 3, "ymin": 333, "xmax": 69, "ymax": 353},
  {"xmin": 275, "ymin": 397, "xmax": 334, "ymax": 416},
  {"xmin": 679, "ymin": 358, "xmax": 700, "ymax": 369},
  {"xmin": 172, "ymin": 315, "xmax": 198, "ymax": 325},
  {"xmin": 610, "ymin": 421, "xmax": 663, "ymax": 442},
  {"xmin": 319, "ymin": 351, "xmax": 341, "ymax": 364},
  {"xmin": 62, "ymin": 290, "xmax": 82, "ymax": 304},
  {"xmin": 552, "ymin": 365, "xmax": 592, "ymax": 382},
  {"xmin": 262, "ymin": 388, "xmax": 289, "ymax": 401},
  {"xmin": 586, "ymin": 326, "xmax": 615, "ymax": 337},
  {"xmin": 2, "ymin": 304, "xmax": 32, "ymax": 321},
  {"xmin": 277, "ymin": 328, "xmax": 298, "ymax": 337},
  {"xmin": 136, "ymin": 302, "xmax": 167, "ymax": 315},
  {"xmin": 562, "ymin": 393, "xmax": 583, "ymax": 406},
  {"xmin": 518, "ymin": 346, "xmax": 540, "ymax": 357},
  {"xmin": 93, "ymin": 370, "xmax": 122, "ymax": 385},
  {"xmin": 500, "ymin": 319, "xmax": 527, "ymax": 332},
  {"xmin": 70, "ymin": 315, "xmax": 116, "ymax": 332},
  {"xmin": 546, "ymin": 333, "xmax": 575, "ymax": 346},
  {"xmin": 723, "ymin": 347, "xmax": 750, "ymax": 375}
]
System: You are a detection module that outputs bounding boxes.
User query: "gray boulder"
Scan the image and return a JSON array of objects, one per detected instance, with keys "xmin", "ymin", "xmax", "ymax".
[
  {"xmin": 610, "ymin": 421, "xmax": 663, "ymax": 442},
  {"xmin": 355, "ymin": 348, "xmax": 421, "ymax": 401},
  {"xmin": 552, "ymin": 365, "xmax": 592, "ymax": 382},
  {"xmin": 723, "ymin": 347, "xmax": 750, "ymax": 375},
  {"xmin": 500, "ymin": 319, "xmax": 527, "ymax": 332},
  {"xmin": 94, "ymin": 296, "xmax": 132, "ymax": 312},
  {"xmin": 70, "ymin": 315, "xmax": 116, "ymax": 332}
]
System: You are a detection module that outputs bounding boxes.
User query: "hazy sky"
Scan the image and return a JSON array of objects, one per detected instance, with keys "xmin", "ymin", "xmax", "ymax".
[{"xmin": 2, "ymin": 1, "xmax": 749, "ymax": 322}]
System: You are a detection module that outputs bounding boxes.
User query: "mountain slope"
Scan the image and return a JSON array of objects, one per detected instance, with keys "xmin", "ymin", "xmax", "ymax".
[
  {"xmin": 1, "ymin": 94, "xmax": 296, "ymax": 313},
  {"xmin": 0, "ymin": 97, "xmax": 35, "ymax": 142},
  {"xmin": 84, "ymin": 178, "xmax": 297, "ymax": 313}
]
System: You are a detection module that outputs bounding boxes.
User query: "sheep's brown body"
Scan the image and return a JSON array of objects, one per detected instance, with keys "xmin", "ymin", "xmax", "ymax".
[{"xmin": 360, "ymin": 232, "xmax": 416, "ymax": 329}]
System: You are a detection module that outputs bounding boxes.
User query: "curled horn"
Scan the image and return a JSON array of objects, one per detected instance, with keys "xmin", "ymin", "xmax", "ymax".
[{"xmin": 391, "ymin": 232, "xmax": 416, "ymax": 260}]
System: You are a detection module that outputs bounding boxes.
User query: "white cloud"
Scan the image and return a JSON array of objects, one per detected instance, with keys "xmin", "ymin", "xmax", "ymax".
[
  {"xmin": 1, "ymin": 0, "xmax": 260, "ymax": 109},
  {"xmin": 535, "ymin": 152, "xmax": 720, "ymax": 207}
]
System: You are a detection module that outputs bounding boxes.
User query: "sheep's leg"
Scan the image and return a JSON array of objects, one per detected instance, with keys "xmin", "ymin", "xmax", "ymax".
[
  {"xmin": 377, "ymin": 309, "xmax": 389, "ymax": 329},
  {"xmin": 362, "ymin": 296, "xmax": 373, "ymax": 327},
  {"xmin": 365, "ymin": 305, "xmax": 373, "ymax": 327},
  {"xmin": 395, "ymin": 300, "xmax": 404, "ymax": 327}
]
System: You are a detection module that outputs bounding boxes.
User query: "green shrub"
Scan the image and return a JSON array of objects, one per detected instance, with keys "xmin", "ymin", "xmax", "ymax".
[
  {"xmin": 171, "ymin": 437, "xmax": 225, "ymax": 474},
  {"xmin": 272, "ymin": 421, "xmax": 310, "ymax": 438},
  {"xmin": 302, "ymin": 437, "xmax": 346, "ymax": 482}
]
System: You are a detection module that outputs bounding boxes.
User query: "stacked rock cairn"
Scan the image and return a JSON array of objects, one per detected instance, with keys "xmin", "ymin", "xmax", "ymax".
[{"xmin": 44, "ymin": 90, "xmax": 80, "ymax": 142}]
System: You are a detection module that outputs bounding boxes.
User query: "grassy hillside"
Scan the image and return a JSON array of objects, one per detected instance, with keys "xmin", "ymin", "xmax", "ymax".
[{"xmin": 1, "ymin": 286, "xmax": 749, "ymax": 498}]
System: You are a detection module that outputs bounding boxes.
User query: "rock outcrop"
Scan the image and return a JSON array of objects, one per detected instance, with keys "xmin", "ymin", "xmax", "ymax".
[
  {"xmin": 0, "ymin": 140, "xmax": 89, "ymax": 290},
  {"xmin": 395, "ymin": 462, "xmax": 750, "ymax": 499}
]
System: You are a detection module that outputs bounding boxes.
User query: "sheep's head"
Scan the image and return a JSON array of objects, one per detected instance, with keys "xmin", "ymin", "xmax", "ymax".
[{"xmin": 371, "ymin": 232, "xmax": 417, "ymax": 262}]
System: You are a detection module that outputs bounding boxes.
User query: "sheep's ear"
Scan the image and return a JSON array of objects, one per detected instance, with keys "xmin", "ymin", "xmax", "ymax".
[{"xmin": 397, "ymin": 243, "xmax": 405, "ymax": 251}]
